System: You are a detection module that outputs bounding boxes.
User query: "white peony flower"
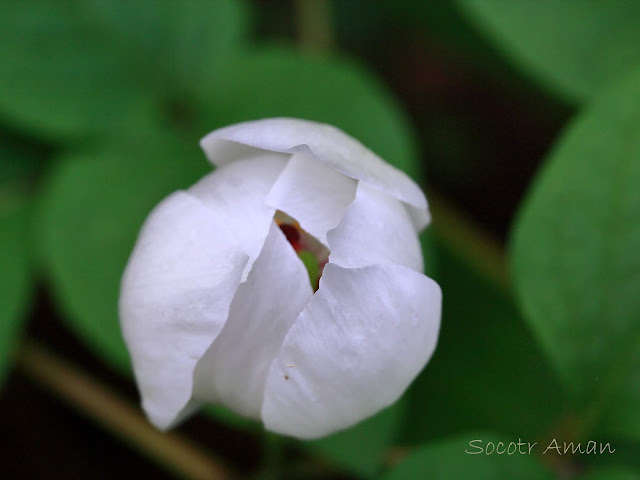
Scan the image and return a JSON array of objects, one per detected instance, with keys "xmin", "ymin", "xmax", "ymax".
[{"xmin": 119, "ymin": 118, "xmax": 442, "ymax": 439}]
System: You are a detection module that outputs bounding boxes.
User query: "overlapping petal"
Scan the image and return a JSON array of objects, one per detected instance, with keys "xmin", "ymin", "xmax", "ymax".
[
  {"xmin": 200, "ymin": 118, "xmax": 430, "ymax": 230},
  {"xmin": 327, "ymin": 182, "xmax": 423, "ymax": 272},
  {"xmin": 261, "ymin": 263, "xmax": 442, "ymax": 439},
  {"xmin": 192, "ymin": 222, "xmax": 313, "ymax": 418},
  {"xmin": 120, "ymin": 192, "xmax": 248, "ymax": 429},
  {"xmin": 189, "ymin": 154, "xmax": 287, "ymax": 280},
  {"xmin": 265, "ymin": 153, "xmax": 357, "ymax": 246}
]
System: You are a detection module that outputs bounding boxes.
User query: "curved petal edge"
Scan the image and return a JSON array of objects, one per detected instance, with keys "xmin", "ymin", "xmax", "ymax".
[
  {"xmin": 260, "ymin": 263, "xmax": 442, "ymax": 439},
  {"xmin": 200, "ymin": 118, "xmax": 430, "ymax": 229},
  {"xmin": 120, "ymin": 191, "xmax": 248, "ymax": 429}
]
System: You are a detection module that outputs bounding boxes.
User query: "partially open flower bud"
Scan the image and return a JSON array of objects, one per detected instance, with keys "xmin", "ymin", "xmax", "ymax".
[{"xmin": 120, "ymin": 118, "xmax": 442, "ymax": 439}]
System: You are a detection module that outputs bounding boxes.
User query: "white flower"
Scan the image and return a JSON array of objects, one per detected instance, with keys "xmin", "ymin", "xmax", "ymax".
[{"xmin": 119, "ymin": 118, "xmax": 442, "ymax": 439}]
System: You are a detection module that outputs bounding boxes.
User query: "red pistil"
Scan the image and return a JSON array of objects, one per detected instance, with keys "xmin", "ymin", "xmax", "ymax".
[
  {"xmin": 277, "ymin": 219, "xmax": 330, "ymax": 292},
  {"xmin": 278, "ymin": 224, "xmax": 302, "ymax": 252}
]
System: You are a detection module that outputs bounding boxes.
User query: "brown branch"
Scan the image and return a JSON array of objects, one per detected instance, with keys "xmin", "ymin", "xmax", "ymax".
[
  {"xmin": 16, "ymin": 340, "xmax": 233, "ymax": 480},
  {"xmin": 295, "ymin": 0, "xmax": 334, "ymax": 54},
  {"xmin": 428, "ymin": 186, "xmax": 510, "ymax": 291}
]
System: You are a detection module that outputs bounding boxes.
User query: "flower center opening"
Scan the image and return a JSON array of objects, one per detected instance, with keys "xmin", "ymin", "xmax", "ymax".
[{"xmin": 275, "ymin": 211, "xmax": 329, "ymax": 292}]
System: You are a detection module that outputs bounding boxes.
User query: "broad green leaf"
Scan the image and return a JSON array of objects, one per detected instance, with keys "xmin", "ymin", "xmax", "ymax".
[
  {"xmin": 580, "ymin": 437, "xmax": 640, "ymax": 472},
  {"xmin": 400, "ymin": 238, "xmax": 564, "ymax": 444},
  {"xmin": 307, "ymin": 397, "xmax": 407, "ymax": 478},
  {"xmin": 381, "ymin": 432, "xmax": 552, "ymax": 480},
  {"xmin": 511, "ymin": 69, "xmax": 640, "ymax": 440},
  {"xmin": 456, "ymin": 0, "xmax": 640, "ymax": 102},
  {"xmin": 83, "ymin": 0, "xmax": 248, "ymax": 94},
  {"xmin": 0, "ymin": 203, "xmax": 32, "ymax": 387},
  {"xmin": 0, "ymin": 0, "xmax": 248, "ymax": 139},
  {"xmin": 0, "ymin": 146, "xmax": 42, "ymax": 192},
  {"xmin": 581, "ymin": 468, "xmax": 640, "ymax": 480},
  {"xmin": 197, "ymin": 46, "xmax": 420, "ymax": 180},
  {"xmin": 0, "ymin": 0, "xmax": 154, "ymax": 139},
  {"xmin": 38, "ymin": 131, "xmax": 209, "ymax": 370}
]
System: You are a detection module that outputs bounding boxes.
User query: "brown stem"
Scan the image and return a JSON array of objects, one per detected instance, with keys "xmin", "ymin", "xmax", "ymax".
[
  {"xmin": 16, "ymin": 339, "xmax": 234, "ymax": 480},
  {"xmin": 295, "ymin": 0, "xmax": 334, "ymax": 54},
  {"xmin": 427, "ymin": 185, "xmax": 510, "ymax": 290}
]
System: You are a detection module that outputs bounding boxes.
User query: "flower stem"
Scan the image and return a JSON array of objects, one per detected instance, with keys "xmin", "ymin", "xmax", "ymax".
[
  {"xmin": 16, "ymin": 339, "xmax": 232, "ymax": 480},
  {"xmin": 295, "ymin": 0, "xmax": 334, "ymax": 54}
]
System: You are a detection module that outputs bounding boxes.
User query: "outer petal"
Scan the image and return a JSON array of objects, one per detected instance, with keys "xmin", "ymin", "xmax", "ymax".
[
  {"xmin": 189, "ymin": 154, "xmax": 287, "ymax": 280},
  {"xmin": 265, "ymin": 153, "xmax": 357, "ymax": 246},
  {"xmin": 327, "ymin": 182, "xmax": 423, "ymax": 272},
  {"xmin": 120, "ymin": 192, "xmax": 248, "ymax": 429},
  {"xmin": 200, "ymin": 118, "xmax": 430, "ymax": 230},
  {"xmin": 193, "ymin": 222, "xmax": 313, "ymax": 418},
  {"xmin": 261, "ymin": 263, "xmax": 442, "ymax": 439}
]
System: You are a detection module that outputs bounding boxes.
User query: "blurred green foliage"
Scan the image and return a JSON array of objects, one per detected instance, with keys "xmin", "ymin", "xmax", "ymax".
[
  {"xmin": 38, "ymin": 135, "xmax": 209, "ymax": 372},
  {"xmin": 197, "ymin": 47, "xmax": 419, "ymax": 177},
  {"xmin": 381, "ymin": 433, "xmax": 552, "ymax": 480},
  {"xmin": 0, "ymin": 0, "xmax": 247, "ymax": 139},
  {"xmin": 456, "ymin": 0, "xmax": 640, "ymax": 102},
  {"xmin": 511, "ymin": 68, "xmax": 640, "ymax": 443},
  {"xmin": 581, "ymin": 468, "xmax": 640, "ymax": 480},
  {"xmin": 401, "ymin": 238, "xmax": 564, "ymax": 445},
  {"xmin": 310, "ymin": 398, "xmax": 407, "ymax": 478},
  {"xmin": 1, "ymin": 0, "xmax": 640, "ymax": 478},
  {"xmin": 0, "ymin": 203, "xmax": 31, "ymax": 386}
]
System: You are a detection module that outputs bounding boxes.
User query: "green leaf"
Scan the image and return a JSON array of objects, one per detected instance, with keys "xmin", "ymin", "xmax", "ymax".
[
  {"xmin": 511, "ymin": 68, "xmax": 640, "ymax": 440},
  {"xmin": 83, "ymin": 0, "xmax": 249, "ymax": 94},
  {"xmin": 0, "ymin": 146, "xmax": 42, "ymax": 191},
  {"xmin": 307, "ymin": 397, "xmax": 407, "ymax": 478},
  {"xmin": 400, "ymin": 238, "xmax": 564, "ymax": 444},
  {"xmin": 456, "ymin": 0, "xmax": 640, "ymax": 102},
  {"xmin": 38, "ymin": 131, "xmax": 209, "ymax": 370},
  {"xmin": 0, "ymin": 0, "xmax": 248, "ymax": 139},
  {"xmin": 0, "ymin": 0, "xmax": 155, "ymax": 139},
  {"xmin": 580, "ymin": 437, "xmax": 640, "ymax": 472},
  {"xmin": 381, "ymin": 432, "xmax": 552, "ymax": 480},
  {"xmin": 197, "ymin": 46, "xmax": 420, "ymax": 180},
  {"xmin": 581, "ymin": 467, "xmax": 640, "ymax": 480},
  {"xmin": 0, "ymin": 203, "xmax": 32, "ymax": 387}
]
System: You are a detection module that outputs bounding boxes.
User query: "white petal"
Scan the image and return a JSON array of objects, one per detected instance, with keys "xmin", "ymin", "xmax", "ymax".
[
  {"xmin": 261, "ymin": 263, "xmax": 441, "ymax": 439},
  {"xmin": 407, "ymin": 205, "xmax": 431, "ymax": 232},
  {"xmin": 120, "ymin": 192, "xmax": 248, "ymax": 429},
  {"xmin": 327, "ymin": 182, "xmax": 423, "ymax": 272},
  {"xmin": 193, "ymin": 222, "xmax": 313, "ymax": 418},
  {"xmin": 189, "ymin": 154, "xmax": 288, "ymax": 280},
  {"xmin": 265, "ymin": 153, "xmax": 357, "ymax": 246},
  {"xmin": 200, "ymin": 118, "xmax": 430, "ymax": 229}
]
